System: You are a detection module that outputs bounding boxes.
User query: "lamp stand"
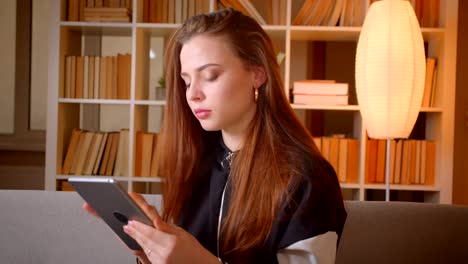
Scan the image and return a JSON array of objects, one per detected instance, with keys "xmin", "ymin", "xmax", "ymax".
[{"xmin": 385, "ymin": 138, "xmax": 391, "ymax": 201}]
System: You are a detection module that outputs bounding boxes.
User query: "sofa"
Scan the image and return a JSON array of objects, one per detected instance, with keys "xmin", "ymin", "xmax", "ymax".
[{"xmin": 1, "ymin": 190, "xmax": 468, "ymax": 263}]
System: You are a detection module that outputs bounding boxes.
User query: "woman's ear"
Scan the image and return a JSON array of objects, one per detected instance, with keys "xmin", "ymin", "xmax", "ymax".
[{"xmin": 252, "ymin": 66, "xmax": 267, "ymax": 89}]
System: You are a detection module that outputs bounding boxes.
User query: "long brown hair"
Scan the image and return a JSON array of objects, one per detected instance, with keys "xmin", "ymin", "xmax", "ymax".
[{"xmin": 158, "ymin": 8, "xmax": 322, "ymax": 258}]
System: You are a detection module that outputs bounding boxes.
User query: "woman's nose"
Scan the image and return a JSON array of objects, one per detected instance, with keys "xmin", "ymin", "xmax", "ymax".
[{"xmin": 187, "ymin": 80, "xmax": 204, "ymax": 101}]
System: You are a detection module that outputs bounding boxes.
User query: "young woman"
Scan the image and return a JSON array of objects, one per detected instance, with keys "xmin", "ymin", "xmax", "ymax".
[{"xmin": 105, "ymin": 8, "xmax": 346, "ymax": 264}]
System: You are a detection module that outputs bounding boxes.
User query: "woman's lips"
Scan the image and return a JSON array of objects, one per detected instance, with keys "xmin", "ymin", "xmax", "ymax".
[{"xmin": 194, "ymin": 109, "xmax": 212, "ymax": 119}]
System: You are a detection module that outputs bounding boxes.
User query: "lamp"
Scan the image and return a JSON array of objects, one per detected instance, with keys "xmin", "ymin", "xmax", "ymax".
[{"xmin": 355, "ymin": 0, "xmax": 426, "ymax": 201}]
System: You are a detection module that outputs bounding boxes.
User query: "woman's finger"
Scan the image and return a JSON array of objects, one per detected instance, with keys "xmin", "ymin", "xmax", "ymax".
[{"xmin": 129, "ymin": 192, "xmax": 162, "ymax": 222}]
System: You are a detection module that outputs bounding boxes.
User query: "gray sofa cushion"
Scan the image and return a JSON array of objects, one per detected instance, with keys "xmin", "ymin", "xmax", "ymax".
[
  {"xmin": 0, "ymin": 190, "xmax": 161, "ymax": 264},
  {"xmin": 2, "ymin": 190, "xmax": 468, "ymax": 263},
  {"xmin": 337, "ymin": 201, "xmax": 468, "ymax": 264}
]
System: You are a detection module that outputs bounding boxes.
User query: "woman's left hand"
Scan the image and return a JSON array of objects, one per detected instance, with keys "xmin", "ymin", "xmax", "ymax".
[{"xmin": 124, "ymin": 193, "xmax": 220, "ymax": 264}]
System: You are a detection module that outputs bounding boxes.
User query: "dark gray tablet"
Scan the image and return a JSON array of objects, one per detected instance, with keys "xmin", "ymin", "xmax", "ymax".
[{"xmin": 68, "ymin": 177, "xmax": 153, "ymax": 250}]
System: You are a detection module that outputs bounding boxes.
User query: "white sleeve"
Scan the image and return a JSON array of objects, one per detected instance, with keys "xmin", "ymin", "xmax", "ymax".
[{"xmin": 276, "ymin": 231, "xmax": 338, "ymax": 264}]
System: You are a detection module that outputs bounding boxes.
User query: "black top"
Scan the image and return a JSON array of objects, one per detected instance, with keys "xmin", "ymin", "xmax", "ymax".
[{"xmin": 178, "ymin": 137, "xmax": 347, "ymax": 263}]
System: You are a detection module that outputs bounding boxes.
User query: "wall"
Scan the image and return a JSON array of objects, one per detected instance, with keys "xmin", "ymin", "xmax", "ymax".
[
  {"xmin": 0, "ymin": 0, "xmax": 16, "ymax": 134},
  {"xmin": 453, "ymin": 0, "xmax": 468, "ymax": 205}
]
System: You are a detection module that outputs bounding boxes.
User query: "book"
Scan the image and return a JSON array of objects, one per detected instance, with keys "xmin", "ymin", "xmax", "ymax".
[
  {"xmin": 421, "ymin": 58, "xmax": 437, "ymax": 107},
  {"xmin": 92, "ymin": 132, "xmax": 109, "ymax": 175},
  {"xmin": 62, "ymin": 128, "xmax": 82, "ymax": 175},
  {"xmin": 293, "ymin": 80, "xmax": 348, "ymax": 95},
  {"xmin": 149, "ymin": 133, "xmax": 159, "ymax": 177},
  {"xmin": 375, "ymin": 139, "xmax": 386, "ymax": 183},
  {"xmin": 365, "ymin": 139, "xmax": 378, "ymax": 183},
  {"xmin": 140, "ymin": 133, "xmax": 154, "ymax": 177},
  {"xmin": 346, "ymin": 139, "xmax": 360, "ymax": 184},
  {"xmin": 293, "ymin": 94, "xmax": 349, "ymax": 106}
]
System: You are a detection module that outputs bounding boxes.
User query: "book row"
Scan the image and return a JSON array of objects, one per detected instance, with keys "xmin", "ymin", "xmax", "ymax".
[
  {"xmin": 65, "ymin": 0, "xmax": 441, "ymax": 28},
  {"xmin": 371, "ymin": 0, "xmax": 440, "ymax": 28},
  {"xmin": 142, "ymin": 0, "xmax": 210, "ymax": 23},
  {"xmin": 67, "ymin": 0, "xmax": 133, "ymax": 22},
  {"xmin": 313, "ymin": 137, "xmax": 359, "ymax": 184},
  {"xmin": 61, "ymin": 129, "xmax": 160, "ymax": 177},
  {"xmin": 294, "ymin": 0, "xmax": 440, "ymax": 27},
  {"xmin": 365, "ymin": 139, "xmax": 435, "ymax": 186},
  {"xmin": 62, "ymin": 54, "xmax": 131, "ymax": 100}
]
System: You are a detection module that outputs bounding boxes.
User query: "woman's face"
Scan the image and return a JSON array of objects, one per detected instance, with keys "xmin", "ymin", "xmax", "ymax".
[{"xmin": 180, "ymin": 34, "xmax": 259, "ymax": 135}]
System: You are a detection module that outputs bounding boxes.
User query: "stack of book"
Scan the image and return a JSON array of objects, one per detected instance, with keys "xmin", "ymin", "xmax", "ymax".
[
  {"xmin": 292, "ymin": 80, "xmax": 349, "ymax": 106},
  {"xmin": 67, "ymin": 0, "xmax": 133, "ymax": 22},
  {"xmin": 84, "ymin": 7, "xmax": 132, "ymax": 22}
]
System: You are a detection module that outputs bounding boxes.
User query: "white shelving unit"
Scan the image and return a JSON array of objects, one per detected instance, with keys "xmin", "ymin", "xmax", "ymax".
[{"xmin": 46, "ymin": 0, "xmax": 458, "ymax": 202}]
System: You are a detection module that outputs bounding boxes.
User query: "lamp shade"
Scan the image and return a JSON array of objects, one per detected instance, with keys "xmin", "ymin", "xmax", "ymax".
[{"xmin": 355, "ymin": 0, "xmax": 425, "ymax": 139}]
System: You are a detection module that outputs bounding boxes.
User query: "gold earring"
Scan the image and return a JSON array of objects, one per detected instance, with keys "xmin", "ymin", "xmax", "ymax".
[{"xmin": 254, "ymin": 88, "xmax": 259, "ymax": 102}]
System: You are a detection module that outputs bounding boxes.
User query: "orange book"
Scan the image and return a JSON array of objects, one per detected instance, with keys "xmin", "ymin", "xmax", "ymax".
[
  {"xmin": 375, "ymin": 140, "xmax": 387, "ymax": 183},
  {"xmin": 70, "ymin": 56, "xmax": 76, "ymax": 98},
  {"xmin": 337, "ymin": 138, "xmax": 348, "ymax": 183},
  {"xmin": 134, "ymin": 131, "xmax": 144, "ymax": 176},
  {"xmin": 393, "ymin": 140, "xmax": 403, "ymax": 184},
  {"xmin": 106, "ymin": 56, "xmax": 113, "ymax": 99},
  {"xmin": 88, "ymin": 56, "xmax": 95, "ymax": 99},
  {"xmin": 61, "ymin": 128, "xmax": 82, "ymax": 175},
  {"xmin": 321, "ymin": 137, "xmax": 331, "ymax": 162},
  {"xmin": 329, "ymin": 137, "xmax": 340, "ymax": 175},
  {"xmin": 117, "ymin": 54, "xmax": 125, "ymax": 100},
  {"xmin": 150, "ymin": 133, "xmax": 159, "ymax": 177},
  {"xmin": 346, "ymin": 139, "xmax": 360, "ymax": 184},
  {"xmin": 99, "ymin": 56, "xmax": 107, "ymax": 99},
  {"xmin": 389, "ymin": 139, "xmax": 396, "ymax": 184},
  {"xmin": 75, "ymin": 56, "xmax": 84, "ymax": 99},
  {"xmin": 400, "ymin": 140, "xmax": 411, "ymax": 185},
  {"xmin": 365, "ymin": 139, "xmax": 378, "ymax": 183},
  {"xmin": 73, "ymin": 131, "xmax": 95, "ymax": 175},
  {"xmin": 408, "ymin": 140, "xmax": 417, "ymax": 184},
  {"xmin": 425, "ymin": 141, "xmax": 436, "ymax": 185},
  {"xmin": 69, "ymin": 132, "xmax": 86, "ymax": 174},
  {"xmin": 92, "ymin": 132, "xmax": 109, "ymax": 175},
  {"xmin": 414, "ymin": 140, "xmax": 422, "ymax": 184},
  {"xmin": 140, "ymin": 133, "xmax": 154, "ymax": 177},
  {"xmin": 99, "ymin": 132, "xmax": 114, "ymax": 175},
  {"xmin": 105, "ymin": 132, "xmax": 120, "ymax": 175}
]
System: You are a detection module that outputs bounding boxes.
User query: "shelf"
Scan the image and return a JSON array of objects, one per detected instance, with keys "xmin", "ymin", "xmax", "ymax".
[
  {"xmin": 364, "ymin": 184, "xmax": 439, "ymax": 192},
  {"xmin": 58, "ymin": 98, "xmax": 131, "ymax": 105},
  {"xmin": 134, "ymin": 100, "xmax": 166, "ymax": 106},
  {"xmin": 291, "ymin": 104, "xmax": 360, "ymax": 111},
  {"xmin": 290, "ymin": 26, "xmax": 361, "ymax": 41},
  {"xmin": 289, "ymin": 26, "xmax": 444, "ymax": 42},
  {"xmin": 340, "ymin": 183, "xmax": 361, "ymax": 189},
  {"xmin": 57, "ymin": 175, "xmax": 163, "ymax": 183},
  {"xmin": 60, "ymin": 21, "xmax": 133, "ymax": 35}
]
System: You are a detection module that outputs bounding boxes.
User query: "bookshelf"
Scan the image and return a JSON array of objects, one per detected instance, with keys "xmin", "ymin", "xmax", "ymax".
[{"xmin": 46, "ymin": 0, "xmax": 458, "ymax": 203}]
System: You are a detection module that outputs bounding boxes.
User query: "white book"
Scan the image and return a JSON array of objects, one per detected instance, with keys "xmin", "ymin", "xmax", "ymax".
[
  {"xmin": 293, "ymin": 80, "xmax": 349, "ymax": 95},
  {"xmin": 293, "ymin": 94, "xmax": 349, "ymax": 106}
]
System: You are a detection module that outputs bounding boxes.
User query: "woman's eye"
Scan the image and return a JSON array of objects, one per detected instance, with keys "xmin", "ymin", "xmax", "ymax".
[{"xmin": 206, "ymin": 74, "xmax": 218, "ymax": 82}]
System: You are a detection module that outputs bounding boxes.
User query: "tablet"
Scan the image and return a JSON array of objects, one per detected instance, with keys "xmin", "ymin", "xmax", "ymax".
[{"xmin": 68, "ymin": 177, "xmax": 153, "ymax": 250}]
